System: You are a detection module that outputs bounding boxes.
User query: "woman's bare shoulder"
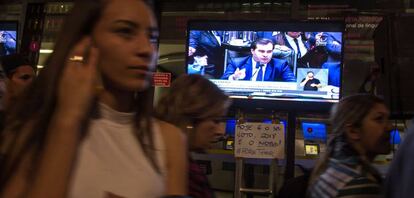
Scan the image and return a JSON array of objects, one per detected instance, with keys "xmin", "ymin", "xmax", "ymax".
[{"xmin": 153, "ymin": 118, "xmax": 186, "ymax": 141}]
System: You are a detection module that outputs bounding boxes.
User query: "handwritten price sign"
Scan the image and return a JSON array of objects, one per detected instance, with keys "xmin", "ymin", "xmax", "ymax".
[{"xmin": 234, "ymin": 123, "xmax": 285, "ymax": 159}]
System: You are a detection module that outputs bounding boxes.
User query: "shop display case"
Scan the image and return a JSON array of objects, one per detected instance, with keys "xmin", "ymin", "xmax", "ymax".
[{"xmin": 37, "ymin": 2, "xmax": 73, "ymax": 70}]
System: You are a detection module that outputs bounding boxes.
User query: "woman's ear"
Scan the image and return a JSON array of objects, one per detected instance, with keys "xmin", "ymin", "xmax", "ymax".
[{"xmin": 345, "ymin": 124, "xmax": 361, "ymax": 141}]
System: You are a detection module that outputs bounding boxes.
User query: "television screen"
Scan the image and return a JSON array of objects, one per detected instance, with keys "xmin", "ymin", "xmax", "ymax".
[
  {"xmin": 305, "ymin": 144, "xmax": 319, "ymax": 155},
  {"xmin": 225, "ymin": 119, "xmax": 237, "ymax": 136},
  {"xmin": 302, "ymin": 122, "xmax": 327, "ymax": 142},
  {"xmin": 186, "ymin": 20, "xmax": 344, "ymax": 103},
  {"xmin": 0, "ymin": 21, "xmax": 17, "ymax": 56}
]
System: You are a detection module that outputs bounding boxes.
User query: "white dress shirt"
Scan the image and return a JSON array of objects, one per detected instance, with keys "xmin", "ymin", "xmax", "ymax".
[
  {"xmin": 285, "ymin": 34, "xmax": 308, "ymax": 58},
  {"xmin": 251, "ymin": 60, "xmax": 267, "ymax": 81}
]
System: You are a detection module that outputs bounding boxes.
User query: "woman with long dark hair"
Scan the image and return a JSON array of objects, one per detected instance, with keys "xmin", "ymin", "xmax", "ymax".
[
  {"xmin": 307, "ymin": 94, "xmax": 392, "ymax": 198},
  {"xmin": 0, "ymin": 0, "xmax": 187, "ymax": 197}
]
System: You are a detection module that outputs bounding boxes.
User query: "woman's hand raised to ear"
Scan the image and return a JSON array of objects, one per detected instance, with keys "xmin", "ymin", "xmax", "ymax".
[{"xmin": 56, "ymin": 37, "xmax": 99, "ymax": 120}]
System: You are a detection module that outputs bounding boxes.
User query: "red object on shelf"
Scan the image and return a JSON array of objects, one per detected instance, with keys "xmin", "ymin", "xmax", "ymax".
[{"xmin": 30, "ymin": 41, "xmax": 40, "ymax": 52}]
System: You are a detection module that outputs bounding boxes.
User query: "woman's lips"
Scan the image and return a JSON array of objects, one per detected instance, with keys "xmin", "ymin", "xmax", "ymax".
[{"xmin": 127, "ymin": 66, "xmax": 152, "ymax": 75}]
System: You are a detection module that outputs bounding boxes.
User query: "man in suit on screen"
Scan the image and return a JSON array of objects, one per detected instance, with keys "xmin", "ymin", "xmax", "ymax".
[
  {"xmin": 188, "ymin": 30, "xmax": 224, "ymax": 78},
  {"xmin": 221, "ymin": 38, "xmax": 296, "ymax": 82}
]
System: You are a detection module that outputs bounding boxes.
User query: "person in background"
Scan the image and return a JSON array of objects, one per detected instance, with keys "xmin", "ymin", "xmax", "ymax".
[
  {"xmin": 317, "ymin": 32, "xmax": 342, "ymax": 87},
  {"xmin": 276, "ymin": 32, "xmax": 310, "ymax": 61},
  {"xmin": 307, "ymin": 94, "xmax": 392, "ymax": 198},
  {"xmin": 0, "ymin": 0, "xmax": 187, "ymax": 198},
  {"xmin": 300, "ymin": 71, "xmax": 321, "ymax": 91},
  {"xmin": 188, "ymin": 30, "xmax": 224, "ymax": 78},
  {"xmin": 221, "ymin": 38, "xmax": 296, "ymax": 82},
  {"xmin": 0, "ymin": 31, "xmax": 17, "ymax": 56},
  {"xmin": 385, "ymin": 118, "xmax": 414, "ymax": 198},
  {"xmin": 1, "ymin": 53, "xmax": 36, "ymax": 109},
  {"xmin": 273, "ymin": 32, "xmax": 311, "ymax": 72},
  {"xmin": 155, "ymin": 74, "xmax": 231, "ymax": 198},
  {"xmin": 0, "ymin": 64, "xmax": 6, "ymax": 130}
]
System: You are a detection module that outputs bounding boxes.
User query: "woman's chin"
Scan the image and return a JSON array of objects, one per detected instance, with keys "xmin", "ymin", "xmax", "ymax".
[{"xmin": 124, "ymin": 80, "xmax": 150, "ymax": 92}]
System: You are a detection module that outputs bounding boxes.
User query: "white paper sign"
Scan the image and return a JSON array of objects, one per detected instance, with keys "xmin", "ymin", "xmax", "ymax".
[{"xmin": 234, "ymin": 122, "xmax": 285, "ymax": 159}]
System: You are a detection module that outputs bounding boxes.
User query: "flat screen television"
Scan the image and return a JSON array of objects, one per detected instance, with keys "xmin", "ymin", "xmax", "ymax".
[
  {"xmin": 0, "ymin": 21, "xmax": 18, "ymax": 56},
  {"xmin": 223, "ymin": 119, "xmax": 236, "ymax": 137},
  {"xmin": 186, "ymin": 20, "xmax": 344, "ymax": 104},
  {"xmin": 302, "ymin": 122, "xmax": 327, "ymax": 142},
  {"xmin": 304, "ymin": 143, "xmax": 320, "ymax": 155}
]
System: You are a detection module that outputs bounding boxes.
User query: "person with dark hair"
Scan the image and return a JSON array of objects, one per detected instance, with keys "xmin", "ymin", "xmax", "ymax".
[
  {"xmin": 1, "ymin": 53, "xmax": 35, "ymax": 109},
  {"xmin": 0, "ymin": 65, "xmax": 6, "ymax": 130},
  {"xmin": 155, "ymin": 74, "xmax": 231, "ymax": 198},
  {"xmin": 273, "ymin": 32, "xmax": 312, "ymax": 73},
  {"xmin": 276, "ymin": 32, "xmax": 311, "ymax": 60},
  {"xmin": 188, "ymin": 30, "xmax": 224, "ymax": 78},
  {"xmin": 300, "ymin": 71, "xmax": 321, "ymax": 91},
  {"xmin": 307, "ymin": 94, "xmax": 392, "ymax": 198},
  {"xmin": 221, "ymin": 38, "xmax": 296, "ymax": 82},
  {"xmin": 0, "ymin": 0, "xmax": 187, "ymax": 197},
  {"xmin": 0, "ymin": 31, "xmax": 17, "ymax": 56},
  {"xmin": 317, "ymin": 32, "xmax": 342, "ymax": 87}
]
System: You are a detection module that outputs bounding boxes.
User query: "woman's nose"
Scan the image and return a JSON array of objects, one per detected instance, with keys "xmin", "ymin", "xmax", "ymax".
[{"xmin": 134, "ymin": 34, "xmax": 155, "ymax": 60}]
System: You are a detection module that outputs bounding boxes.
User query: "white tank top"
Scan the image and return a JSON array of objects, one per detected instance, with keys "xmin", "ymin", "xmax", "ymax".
[{"xmin": 68, "ymin": 103, "xmax": 166, "ymax": 198}]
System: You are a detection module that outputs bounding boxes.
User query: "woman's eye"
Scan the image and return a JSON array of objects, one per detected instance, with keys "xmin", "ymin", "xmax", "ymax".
[
  {"xmin": 115, "ymin": 28, "xmax": 134, "ymax": 38},
  {"xmin": 19, "ymin": 75, "xmax": 32, "ymax": 80},
  {"xmin": 374, "ymin": 116, "xmax": 387, "ymax": 123}
]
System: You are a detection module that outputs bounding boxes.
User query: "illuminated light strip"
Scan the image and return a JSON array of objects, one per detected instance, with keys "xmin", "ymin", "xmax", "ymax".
[{"xmin": 39, "ymin": 49, "xmax": 53, "ymax": 54}]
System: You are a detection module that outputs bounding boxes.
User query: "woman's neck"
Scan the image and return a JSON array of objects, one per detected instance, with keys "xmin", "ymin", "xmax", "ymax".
[
  {"xmin": 351, "ymin": 143, "xmax": 375, "ymax": 162},
  {"xmin": 98, "ymin": 89, "xmax": 135, "ymax": 113}
]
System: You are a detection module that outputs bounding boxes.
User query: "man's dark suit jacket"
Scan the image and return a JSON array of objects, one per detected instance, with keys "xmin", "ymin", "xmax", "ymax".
[
  {"xmin": 189, "ymin": 31, "xmax": 224, "ymax": 78},
  {"xmin": 221, "ymin": 56, "xmax": 296, "ymax": 82}
]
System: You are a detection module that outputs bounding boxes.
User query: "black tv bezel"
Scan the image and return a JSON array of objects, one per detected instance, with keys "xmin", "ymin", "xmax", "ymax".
[
  {"xmin": 185, "ymin": 19, "xmax": 345, "ymax": 113},
  {"xmin": 0, "ymin": 20, "xmax": 19, "ymax": 55}
]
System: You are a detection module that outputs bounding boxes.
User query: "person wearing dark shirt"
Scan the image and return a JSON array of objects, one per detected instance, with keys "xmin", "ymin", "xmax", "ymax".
[
  {"xmin": 0, "ymin": 64, "xmax": 6, "ymax": 131},
  {"xmin": 1, "ymin": 53, "xmax": 35, "ymax": 109},
  {"xmin": 221, "ymin": 38, "xmax": 296, "ymax": 82},
  {"xmin": 0, "ymin": 31, "xmax": 17, "ymax": 56},
  {"xmin": 188, "ymin": 30, "xmax": 224, "ymax": 79},
  {"xmin": 0, "ymin": 54, "xmax": 35, "ymax": 131},
  {"xmin": 385, "ymin": 119, "xmax": 414, "ymax": 198},
  {"xmin": 308, "ymin": 94, "xmax": 392, "ymax": 198},
  {"xmin": 300, "ymin": 71, "xmax": 321, "ymax": 91}
]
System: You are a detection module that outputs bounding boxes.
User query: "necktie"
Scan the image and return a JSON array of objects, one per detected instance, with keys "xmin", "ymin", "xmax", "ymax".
[
  {"xmin": 293, "ymin": 38, "xmax": 301, "ymax": 58},
  {"xmin": 256, "ymin": 64, "xmax": 263, "ymax": 81}
]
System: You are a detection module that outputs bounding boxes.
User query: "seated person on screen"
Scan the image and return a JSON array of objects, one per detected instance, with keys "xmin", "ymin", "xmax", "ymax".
[
  {"xmin": 0, "ymin": 31, "xmax": 17, "ymax": 56},
  {"xmin": 273, "ymin": 32, "xmax": 312, "ymax": 70},
  {"xmin": 316, "ymin": 32, "xmax": 342, "ymax": 87},
  {"xmin": 221, "ymin": 38, "xmax": 296, "ymax": 82},
  {"xmin": 275, "ymin": 32, "xmax": 310, "ymax": 59},
  {"xmin": 300, "ymin": 71, "xmax": 321, "ymax": 91},
  {"xmin": 188, "ymin": 30, "xmax": 224, "ymax": 78}
]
